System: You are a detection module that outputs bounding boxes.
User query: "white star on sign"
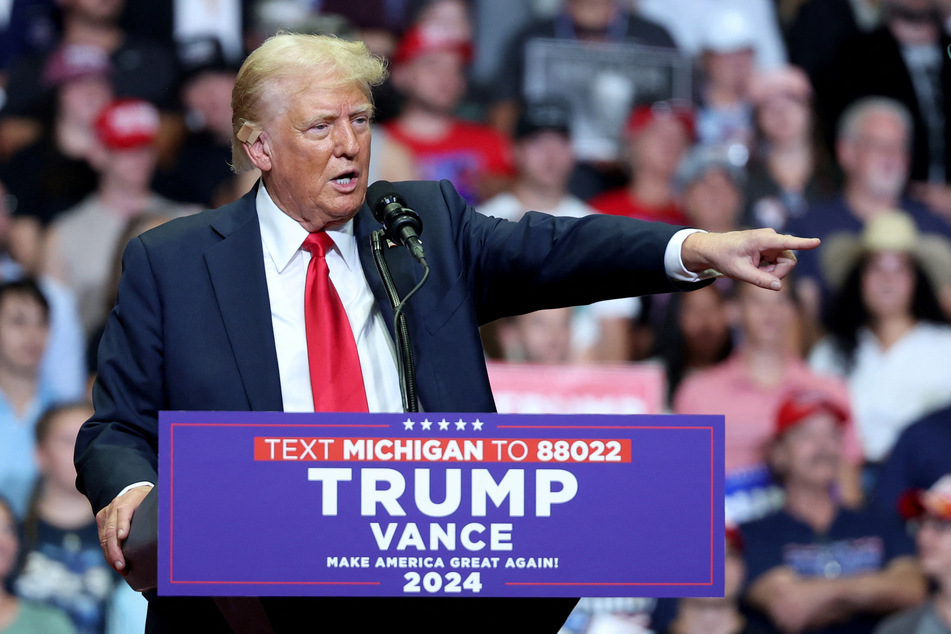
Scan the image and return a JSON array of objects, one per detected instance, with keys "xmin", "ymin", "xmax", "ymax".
[
  {"xmin": 472, "ymin": 419, "xmax": 484, "ymax": 431},
  {"xmin": 455, "ymin": 419, "xmax": 466, "ymax": 430},
  {"xmin": 438, "ymin": 418, "xmax": 450, "ymax": 430},
  {"xmin": 421, "ymin": 418, "xmax": 432, "ymax": 430},
  {"xmin": 403, "ymin": 418, "xmax": 414, "ymax": 430}
]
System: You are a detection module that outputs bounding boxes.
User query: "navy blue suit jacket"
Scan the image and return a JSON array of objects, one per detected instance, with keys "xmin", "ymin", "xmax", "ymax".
[
  {"xmin": 76, "ymin": 179, "xmax": 690, "ymax": 510},
  {"xmin": 74, "ymin": 180, "xmax": 694, "ymax": 632}
]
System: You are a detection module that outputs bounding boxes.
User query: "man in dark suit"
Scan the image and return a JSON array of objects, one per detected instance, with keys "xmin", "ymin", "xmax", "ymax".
[{"xmin": 75, "ymin": 33, "xmax": 817, "ymax": 633}]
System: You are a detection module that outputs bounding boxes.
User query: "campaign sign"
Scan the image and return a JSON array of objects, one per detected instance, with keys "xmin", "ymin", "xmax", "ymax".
[
  {"xmin": 486, "ymin": 361, "xmax": 666, "ymax": 415},
  {"xmin": 158, "ymin": 412, "xmax": 723, "ymax": 598}
]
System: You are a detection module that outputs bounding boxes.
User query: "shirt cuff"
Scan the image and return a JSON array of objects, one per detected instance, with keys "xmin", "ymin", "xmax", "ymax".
[
  {"xmin": 117, "ymin": 482, "xmax": 154, "ymax": 498},
  {"xmin": 665, "ymin": 228, "xmax": 720, "ymax": 283}
]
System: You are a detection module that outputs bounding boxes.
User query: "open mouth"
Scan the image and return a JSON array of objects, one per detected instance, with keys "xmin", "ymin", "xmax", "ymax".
[{"xmin": 332, "ymin": 171, "xmax": 358, "ymax": 186}]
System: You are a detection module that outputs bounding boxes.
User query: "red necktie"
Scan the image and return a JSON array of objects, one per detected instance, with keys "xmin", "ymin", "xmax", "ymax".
[{"xmin": 302, "ymin": 232, "xmax": 369, "ymax": 412}]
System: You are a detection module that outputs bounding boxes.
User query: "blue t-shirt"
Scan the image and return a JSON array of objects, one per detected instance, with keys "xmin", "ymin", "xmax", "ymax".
[
  {"xmin": 741, "ymin": 506, "xmax": 915, "ymax": 634},
  {"xmin": 14, "ymin": 519, "xmax": 118, "ymax": 634},
  {"xmin": 872, "ymin": 405, "xmax": 951, "ymax": 525}
]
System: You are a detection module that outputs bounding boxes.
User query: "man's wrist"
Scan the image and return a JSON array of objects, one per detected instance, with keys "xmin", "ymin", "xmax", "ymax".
[
  {"xmin": 117, "ymin": 482, "xmax": 154, "ymax": 498},
  {"xmin": 666, "ymin": 229, "xmax": 719, "ymax": 282}
]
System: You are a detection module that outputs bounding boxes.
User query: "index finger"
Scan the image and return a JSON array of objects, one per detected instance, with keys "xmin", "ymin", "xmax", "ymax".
[{"xmin": 768, "ymin": 235, "xmax": 820, "ymax": 252}]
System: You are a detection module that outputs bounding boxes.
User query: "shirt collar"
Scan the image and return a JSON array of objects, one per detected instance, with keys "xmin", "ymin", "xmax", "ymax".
[{"xmin": 256, "ymin": 181, "xmax": 359, "ymax": 273}]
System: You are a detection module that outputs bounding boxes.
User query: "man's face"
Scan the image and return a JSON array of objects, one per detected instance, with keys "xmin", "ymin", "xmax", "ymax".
[
  {"xmin": 0, "ymin": 292, "xmax": 49, "ymax": 375},
  {"xmin": 917, "ymin": 513, "xmax": 951, "ymax": 578},
  {"xmin": 252, "ymin": 81, "xmax": 372, "ymax": 231},
  {"xmin": 398, "ymin": 50, "xmax": 466, "ymax": 114},
  {"xmin": 36, "ymin": 408, "xmax": 90, "ymax": 492},
  {"xmin": 182, "ymin": 72, "xmax": 238, "ymax": 142},
  {"xmin": 515, "ymin": 131, "xmax": 575, "ymax": 193},
  {"xmin": 64, "ymin": 0, "xmax": 124, "ymax": 23},
  {"xmin": 839, "ymin": 109, "xmax": 910, "ymax": 198},
  {"xmin": 102, "ymin": 145, "xmax": 157, "ymax": 190},
  {"xmin": 703, "ymin": 49, "xmax": 755, "ymax": 94},
  {"xmin": 509, "ymin": 308, "xmax": 573, "ymax": 364},
  {"xmin": 631, "ymin": 117, "xmax": 689, "ymax": 179},
  {"xmin": 58, "ymin": 76, "xmax": 113, "ymax": 126},
  {"xmin": 773, "ymin": 413, "xmax": 843, "ymax": 489},
  {"xmin": 683, "ymin": 168, "xmax": 741, "ymax": 232},
  {"xmin": 736, "ymin": 283, "xmax": 796, "ymax": 351},
  {"xmin": 567, "ymin": 0, "xmax": 617, "ymax": 31}
]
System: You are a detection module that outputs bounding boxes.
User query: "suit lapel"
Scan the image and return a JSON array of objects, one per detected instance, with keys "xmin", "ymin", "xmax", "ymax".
[
  {"xmin": 204, "ymin": 193, "xmax": 284, "ymax": 411},
  {"xmin": 354, "ymin": 206, "xmax": 420, "ymax": 339}
]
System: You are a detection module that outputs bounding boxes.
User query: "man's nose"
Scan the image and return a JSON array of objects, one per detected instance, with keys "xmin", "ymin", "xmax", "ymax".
[{"xmin": 334, "ymin": 122, "xmax": 359, "ymax": 158}]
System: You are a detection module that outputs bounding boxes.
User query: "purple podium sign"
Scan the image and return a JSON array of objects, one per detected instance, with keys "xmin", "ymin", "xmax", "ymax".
[{"xmin": 158, "ymin": 412, "xmax": 723, "ymax": 598}]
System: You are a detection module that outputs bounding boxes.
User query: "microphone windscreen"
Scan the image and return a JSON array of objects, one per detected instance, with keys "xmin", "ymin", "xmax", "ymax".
[{"xmin": 366, "ymin": 180, "xmax": 406, "ymax": 222}]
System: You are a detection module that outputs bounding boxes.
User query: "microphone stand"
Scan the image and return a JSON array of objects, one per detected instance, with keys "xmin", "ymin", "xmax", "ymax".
[{"xmin": 371, "ymin": 230, "xmax": 429, "ymax": 412}]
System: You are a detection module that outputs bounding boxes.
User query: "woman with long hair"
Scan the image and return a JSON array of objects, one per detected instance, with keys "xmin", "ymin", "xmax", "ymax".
[{"xmin": 810, "ymin": 211, "xmax": 951, "ymax": 483}]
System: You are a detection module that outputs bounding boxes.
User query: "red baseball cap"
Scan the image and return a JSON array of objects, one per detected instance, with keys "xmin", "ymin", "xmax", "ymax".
[
  {"xmin": 393, "ymin": 25, "xmax": 473, "ymax": 67},
  {"xmin": 625, "ymin": 101, "xmax": 694, "ymax": 140},
  {"xmin": 725, "ymin": 523, "xmax": 744, "ymax": 553},
  {"xmin": 95, "ymin": 99, "xmax": 160, "ymax": 151},
  {"xmin": 898, "ymin": 475, "xmax": 951, "ymax": 522},
  {"xmin": 774, "ymin": 390, "xmax": 848, "ymax": 439}
]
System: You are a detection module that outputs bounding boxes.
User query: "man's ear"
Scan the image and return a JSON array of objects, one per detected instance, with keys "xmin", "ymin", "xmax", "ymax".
[{"xmin": 241, "ymin": 126, "xmax": 271, "ymax": 172}]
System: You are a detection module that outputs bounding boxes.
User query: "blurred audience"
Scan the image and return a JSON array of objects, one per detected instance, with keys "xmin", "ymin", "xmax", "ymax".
[
  {"xmin": 0, "ymin": 44, "xmax": 112, "ymax": 233},
  {"xmin": 153, "ymin": 38, "xmax": 238, "ymax": 209},
  {"xmin": 479, "ymin": 100, "xmax": 639, "ymax": 364},
  {"xmin": 787, "ymin": 0, "xmax": 882, "ymax": 89},
  {"xmin": 385, "ymin": 24, "xmax": 513, "ymax": 204},
  {"xmin": 84, "ymin": 211, "xmax": 175, "ymax": 386},
  {"xmin": 663, "ymin": 526, "xmax": 753, "ymax": 634},
  {"xmin": 2, "ymin": 0, "xmax": 177, "ymax": 118},
  {"xmin": 676, "ymin": 282, "xmax": 861, "ymax": 521},
  {"xmin": 693, "ymin": 9, "xmax": 758, "ymax": 161},
  {"xmin": 15, "ymin": 403, "xmax": 115, "ymax": 634},
  {"xmin": 488, "ymin": 0, "xmax": 678, "ymax": 136},
  {"xmin": 788, "ymin": 97, "xmax": 951, "ymax": 324},
  {"xmin": 822, "ymin": 0, "xmax": 951, "ymax": 189},
  {"xmin": 652, "ymin": 281, "xmax": 734, "ymax": 409},
  {"xmin": 639, "ymin": 0, "xmax": 787, "ymax": 69},
  {"xmin": 478, "ymin": 100, "xmax": 584, "ymax": 221},
  {"xmin": 874, "ymin": 405, "xmax": 951, "ymax": 528},
  {"xmin": 0, "ymin": 279, "xmax": 54, "ymax": 519},
  {"xmin": 42, "ymin": 98, "xmax": 198, "ymax": 336},
  {"xmin": 495, "ymin": 308, "xmax": 574, "ymax": 364},
  {"xmin": 742, "ymin": 390, "xmax": 926, "ymax": 634},
  {"xmin": 119, "ymin": 0, "xmax": 251, "ymax": 65},
  {"xmin": 811, "ymin": 211, "xmax": 951, "ymax": 483},
  {"xmin": 0, "ymin": 495, "xmax": 75, "ymax": 633},
  {"xmin": 588, "ymin": 102, "xmax": 692, "ymax": 225},
  {"xmin": 677, "ymin": 145, "xmax": 746, "ymax": 233},
  {"xmin": 874, "ymin": 475, "xmax": 951, "ymax": 634},
  {"xmin": 744, "ymin": 65, "xmax": 833, "ymax": 233}
]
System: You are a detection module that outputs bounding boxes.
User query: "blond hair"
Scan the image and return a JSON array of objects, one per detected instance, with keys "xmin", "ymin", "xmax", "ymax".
[{"xmin": 230, "ymin": 33, "xmax": 388, "ymax": 173}]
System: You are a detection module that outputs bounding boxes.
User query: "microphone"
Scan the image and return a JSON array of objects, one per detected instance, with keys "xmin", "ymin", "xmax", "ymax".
[{"xmin": 366, "ymin": 181, "xmax": 426, "ymax": 265}]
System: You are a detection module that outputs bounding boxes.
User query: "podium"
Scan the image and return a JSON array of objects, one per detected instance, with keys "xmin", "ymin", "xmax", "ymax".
[{"xmin": 123, "ymin": 411, "xmax": 724, "ymax": 599}]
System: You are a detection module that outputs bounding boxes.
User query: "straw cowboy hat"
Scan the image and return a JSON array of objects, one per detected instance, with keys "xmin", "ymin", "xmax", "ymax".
[{"xmin": 821, "ymin": 210, "xmax": 951, "ymax": 293}]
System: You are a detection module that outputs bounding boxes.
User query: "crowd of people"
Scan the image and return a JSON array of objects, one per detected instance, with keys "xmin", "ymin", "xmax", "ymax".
[{"xmin": 1, "ymin": 0, "xmax": 951, "ymax": 632}]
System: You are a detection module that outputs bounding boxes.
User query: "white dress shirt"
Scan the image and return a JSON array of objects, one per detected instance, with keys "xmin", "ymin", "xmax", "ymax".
[{"xmin": 256, "ymin": 183, "xmax": 403, "ymax": 413}]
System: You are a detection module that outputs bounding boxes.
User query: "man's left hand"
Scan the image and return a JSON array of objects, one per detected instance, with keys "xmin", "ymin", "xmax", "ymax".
[{"xmin": 682, "ymin": 228, "xmax": 820, "ymax": 290}]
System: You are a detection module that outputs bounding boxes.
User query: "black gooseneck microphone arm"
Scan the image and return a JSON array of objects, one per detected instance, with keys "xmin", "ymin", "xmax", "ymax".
[{"xmin": 367, "ymin": 182, "xmax": 430, "ymax": 413}]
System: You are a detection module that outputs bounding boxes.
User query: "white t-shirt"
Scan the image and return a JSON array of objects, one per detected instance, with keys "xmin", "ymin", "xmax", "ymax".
[{"xmin": 809, "ymin": 322, "xmax": 951, "ymax": 462}]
